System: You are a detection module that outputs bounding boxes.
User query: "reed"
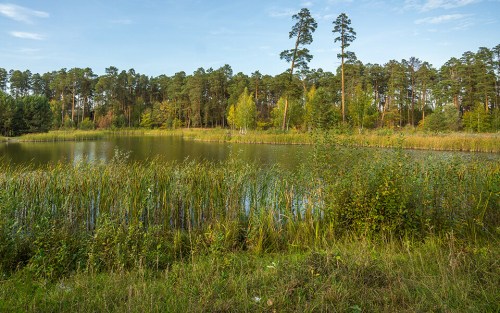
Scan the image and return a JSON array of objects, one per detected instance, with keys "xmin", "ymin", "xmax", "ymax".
[
  {"xmin": 1, "ymin": 135, "xmax": 499, "ymax": 279},
  {"xmin": 108, "ymin": 128, "xmax": 500, "ymax": 151},
  {"xmin": 18, "ymin": 130, "xmax": 105, "ymax": 142},
  {"xmin": 350, "ymin": 133, "xmax": 500, "ymax": 152}
]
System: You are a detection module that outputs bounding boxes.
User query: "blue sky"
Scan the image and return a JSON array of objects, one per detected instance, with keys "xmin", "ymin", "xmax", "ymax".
[{"xmin": 1, "ymin": 0, "xmax": 499, "ymax": 77}]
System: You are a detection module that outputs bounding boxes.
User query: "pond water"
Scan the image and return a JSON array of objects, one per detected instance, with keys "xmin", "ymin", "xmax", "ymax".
[
  {"xmin": 0, "ymin": 135, "xmax": 498, "ymax": 168},
  {"xmin": 0, "ymin": 135, "xmax": 311, "ymax": 169}
]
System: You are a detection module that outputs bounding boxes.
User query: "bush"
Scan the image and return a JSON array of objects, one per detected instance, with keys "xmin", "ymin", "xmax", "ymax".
[{"xmin": 79, "ymin": 118, "xmax": 95, "ymax": 130}]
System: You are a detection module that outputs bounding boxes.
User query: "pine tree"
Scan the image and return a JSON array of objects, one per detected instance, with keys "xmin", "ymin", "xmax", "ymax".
[
  {"xmin": 280, "ymin": 8, "xmax": 317, "ymax": 131},
  {"xmin": 332, "ymin": 13, "xmax": 356, "ymax": 124}
]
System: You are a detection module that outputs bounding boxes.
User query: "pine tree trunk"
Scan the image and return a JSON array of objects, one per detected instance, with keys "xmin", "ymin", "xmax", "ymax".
[
  {"xmin": 71, "ymin": 84, "xmax": 75, "ymax": 122},
  {"xmin": 282, "ymin": 96, "xmax": 289, "ymax": 131}
]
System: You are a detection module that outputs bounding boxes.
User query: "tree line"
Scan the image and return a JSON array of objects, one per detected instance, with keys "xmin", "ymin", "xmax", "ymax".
[{"xmin": 1, "ymin": 10, "xmax": 499, "ymax": 137}]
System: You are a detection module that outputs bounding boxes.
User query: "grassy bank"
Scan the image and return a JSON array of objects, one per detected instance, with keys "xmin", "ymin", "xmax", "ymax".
[
  {"xmin": 18, "ymin": 130, "xmax": 105, "ymax": 142},
  {"xmin": 22, "ymin": 128, "xmax": 500, "ymax": 152},
  {"xmin": 1, "ymin": 235, "xmax": 499, "ymax": 312},
  {"xmin": 0, "ymin": 136, "xmax": 6, "ymax": 142},
  {"xmin": 107, "ymin": 127, "xmax": 500, "ymax": 152},
  {"xmin": 351, "ymin": 133, "xmax": 500, "ymax": 153}
]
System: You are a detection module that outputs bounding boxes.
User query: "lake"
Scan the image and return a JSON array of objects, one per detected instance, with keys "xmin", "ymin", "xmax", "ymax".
[{"xmin": 1, "ymin": 135, "xmax": 498, "ymax": 168}]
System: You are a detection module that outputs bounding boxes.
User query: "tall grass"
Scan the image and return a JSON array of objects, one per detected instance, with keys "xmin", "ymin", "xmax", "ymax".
[
  {"xmin": 1, "ymin": 133, "xmax": 499, "ymax": 279},
  {"xmin": 19, "ymin": 130, "xmax": 105, "ymax": 142},
  {"xmin": 350, "ymin": 133, "xmax": 500, "ymax": 152},
  {"xmin": 107, "ymin": 127, "xmax": 500, "ymax": 151},
  {"xmin": 2, "ymin": 234, "xmax": 499, "ymax": 312}
]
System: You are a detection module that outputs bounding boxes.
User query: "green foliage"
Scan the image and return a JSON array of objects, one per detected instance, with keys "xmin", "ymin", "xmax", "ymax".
[
  {"xmin": 280, "ymin": 8, "xmax": 318, "ymax": 72},
  {"xmin": 308, "ymin": 88, "xmax": 339, "ymax": 130},
  {"xmin": 8, "ymin": 95, "xmax": 53, "ymax": 136},
  {"xmin": 350, "ymin": 84, "xmax": 377, "ymax": 129},
  {"xmin": 227, "ymin": 105, "xmax": 236, "ymax": 130},
  {"xmin": 463, "ymin": 103, "xmax": 491, "ymax": 132},
  {"xmin": 0, "ymin": 90, "xmax": 14, "ymax": 136},
  {"xmin": 234, "ymin": 87, "xmax": 256, "ymax": 132},
  {"xmin": 489, "ymin": 108, "xmax": 500, "ymax": 132},
  {"xmin": 140, "ymin": 109, "xmax": 153, "ymax": 129},
  {"xmin": 422, "ymin": 105, "xmax": 462, "ymax": 132},
  {"xmin": 78, "ymin": 118, "xmax": 95, "ymax": 130}
]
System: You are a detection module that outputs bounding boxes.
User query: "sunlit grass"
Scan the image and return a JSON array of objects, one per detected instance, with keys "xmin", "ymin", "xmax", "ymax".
[
  {"xmin": 350, "ymin": 133, "xmax": 500, "ymax": 152},
  {"xmin": 104, "ymin": 127, "xmax": 500, "ymax": 151},
  {"xmin": 19, "ymin": 130, "xmax": 105, "ymax": 142}
]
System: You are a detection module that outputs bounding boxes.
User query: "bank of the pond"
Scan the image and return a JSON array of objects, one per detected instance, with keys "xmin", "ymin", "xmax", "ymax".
[
  {"xmin": 1, "ymin": 235, "xmax": 499, "ymax": 312},
  {"xmin": 9, "ymin": 129, "xmax": 500, "ymax": 153},
  {"xmin": 106, "ymin": 128, "xmax": 500, "ymax": 152},
  {"xmin": 17, "ymin": 130, "xmax": 105, "ymax": 142}
]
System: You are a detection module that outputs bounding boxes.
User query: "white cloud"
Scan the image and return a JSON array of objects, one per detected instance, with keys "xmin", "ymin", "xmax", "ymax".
[
  {"xmin": 209, "ymin": 27, "xmax": 234, "ymax": 35},
  {"xmin": 110, "ymin": 19, "xmax": 132, "ymax": 25},
  {"xmin": 327, "ymin": 0, "xmax": 354, "ymax": 3},
  {"xmin": 302, "ymin": 1, "xmax": 313, "ymax": 6},
  {"xmin": 405, "ymin": 0, "xmax": 482, "ymax": 11},
  {"xmin": 415, "ymin": 14, "xmax": 470, "ymax": 24},
  {"xmin": 10, "ymin": 31, "xmax": 43, "ymax": 40},
  {"xmin": 268, "ymin": 7, "xmax": 296, "ymax": 17},
  {"xmin": 323, "ymin": 14, "xmax": 337, "ymax": 20},
  {"xmin": 0, "ymin": 4, "xmax": 48, "ymax": 23}
]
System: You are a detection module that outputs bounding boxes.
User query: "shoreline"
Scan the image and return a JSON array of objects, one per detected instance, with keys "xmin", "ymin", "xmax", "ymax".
[{"xmin": 2, "ymin": 129, "xmax": 499, "ymax": 153}]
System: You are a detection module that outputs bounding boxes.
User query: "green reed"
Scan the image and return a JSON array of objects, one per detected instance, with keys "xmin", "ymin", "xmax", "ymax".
[
  {"xmin": 0, "ymin": 134, "xmax": 499, "ymax": 278},
  {"xmin": 18, "ymin": 130, "xmax": 105, "ymax": 142}
]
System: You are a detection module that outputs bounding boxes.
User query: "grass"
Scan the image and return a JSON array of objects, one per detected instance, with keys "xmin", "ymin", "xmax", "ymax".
[
  {"xmin": 0, "ymin": 136, "xmax": 6, "ymax": 142},
  {"xmin": 1, "ymin": 132, "xmax": 499, "ymax": 311},
  {"xmin": 350, "ymin": 132, "xmax": 500, "ymax": 153},
  {"xmin": 19, "ymin": 127, "xmax": 500, "ymax": 152},
  {"xmin": 1, "ymin": 234, "xmax": 499, "ymax": 312},
  {"xmin": 18, "ymin": 130, "xmax": 105, "ymax": 142},
  {"xmin": 107, "ymin": 127, "xmax": 500, "ymax": 152}
]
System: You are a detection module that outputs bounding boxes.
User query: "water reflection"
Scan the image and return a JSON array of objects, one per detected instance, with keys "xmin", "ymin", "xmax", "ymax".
[
  {"xmin": 0, "ymin": 135, "xmax": 310, "ymax": 169},
  {"xmin": 0, "ymin": 135, "xmax": 498, "ymax": 169}
]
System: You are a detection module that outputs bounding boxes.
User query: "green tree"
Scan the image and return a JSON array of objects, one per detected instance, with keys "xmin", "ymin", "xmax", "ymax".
[
  {"xmin": 227, "ymin": 104, "xmax": 237, "ymax": 131},
  {"xmin": 408, "ymin": 57, "xmax": 422, "ymax": 126},
  {"xmin": 351, "ymin": 84, "xmax": 376, "ymax": 129},
  {"xmin": 140, "ymin": 108, "xmax": 153, "ymax": 129},
  {"xmin": 309, "ymin": 88, "xmax": 339, "ymax": 130},
  {"xmin": 235, "ymin": 87, "xmax": 256, "ymax": 132},
  {"xmin": 0, "ymin": 68, "xmax": 7, "ymax": 92},
  {"xmin": 463, "ymin": 103, "xmax": 491, "ymax": 132},
  {"xmin": 332, "ymin": 13, "xmax": 356, "ymax": 124},
  {"xmin": 422, "ymin": 105, "xmax": 462, "ymax": 132},
  {"xmin": 280, "ymin": 8, "xmax": 317, "ymax": 131},
  {"xmin": 0, "ymin": 91, "xmax": 15, "ymax": 136}
]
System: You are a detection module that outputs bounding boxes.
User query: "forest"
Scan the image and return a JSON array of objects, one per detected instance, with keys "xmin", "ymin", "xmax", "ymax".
[{"xmin": 0, "ymin": 11, "xmax": 499, "ymax": 137}]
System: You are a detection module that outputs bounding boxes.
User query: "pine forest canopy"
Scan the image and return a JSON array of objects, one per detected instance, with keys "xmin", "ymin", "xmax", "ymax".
[{"xmin": 0, "ymin": 10, "xmax": 499, "ymax": 136}]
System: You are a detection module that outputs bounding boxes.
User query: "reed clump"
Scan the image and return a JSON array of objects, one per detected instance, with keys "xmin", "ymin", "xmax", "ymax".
[{"xmin": 19, "ymin": 130, "xmax": 105, "ymax": 142}]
